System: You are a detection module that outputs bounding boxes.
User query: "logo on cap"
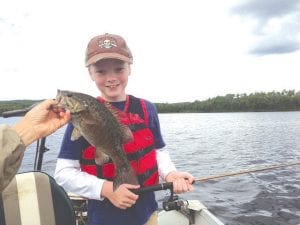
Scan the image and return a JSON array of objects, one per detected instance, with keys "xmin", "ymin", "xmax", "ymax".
[{"xmin": 99, "ymin": 38, "xmax": 117, "ymax": 49}]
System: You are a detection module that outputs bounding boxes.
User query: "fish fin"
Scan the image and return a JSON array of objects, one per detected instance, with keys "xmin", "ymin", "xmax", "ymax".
[
  {"xmin": 120, "ymin": 124, "xmax": 133, "ymax": 143},
  {"xmin": 104, "ymin": 102, "xmax": 118, "ymax": 115},
  {"xmin": 113, "ymin": 164, "xmax": 139, "ymax": 191},
  {"xmin": 104, "ymin": 102, "xmax": 128, "ymax": 123},
  {"xmin": 104, "ymin": 102, "xmax": 133, "ymax": 143},
  {"xmin": 94, "ymin": 149, "xmax": 110, "ymax": 165},
  {"xmin": 71, "ymin": 127, "xmax": 82, "ymax": 141}
]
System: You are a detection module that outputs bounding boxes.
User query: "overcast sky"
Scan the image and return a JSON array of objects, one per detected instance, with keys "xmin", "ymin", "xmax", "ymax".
[{"xmin": 1, "ymin": 0, "xmax": 300, "ymax": 103}]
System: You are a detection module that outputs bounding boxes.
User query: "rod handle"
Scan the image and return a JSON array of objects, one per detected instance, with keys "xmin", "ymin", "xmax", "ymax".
[{"xmin": 131, "ymin": 182, "xmax": 173, "ymax": 195}]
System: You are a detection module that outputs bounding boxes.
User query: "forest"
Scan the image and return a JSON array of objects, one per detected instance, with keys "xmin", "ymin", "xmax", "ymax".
[
  {"xmin": 156, "ymin": 90, "xmax": 300, "ymax": 113},
  {"xmin": 0, "ymin": 90, "xmax": 300, "ymax": 116},
  {"xmin": 0, "ymin": 100, "xmax": 40, "ymax": 116}
]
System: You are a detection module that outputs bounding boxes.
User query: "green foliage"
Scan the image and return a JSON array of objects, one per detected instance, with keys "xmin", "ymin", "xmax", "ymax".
[
  {"xmin": 1, "ymin": 90, "xmax": 300, "ymax": 115},
  {"xmin": 0, "ymin": 100, "xmax": 41, "ymax": 116},
  {"xmin": 155, "ymin": 90, "xmax": 300, "ymax": 113}
]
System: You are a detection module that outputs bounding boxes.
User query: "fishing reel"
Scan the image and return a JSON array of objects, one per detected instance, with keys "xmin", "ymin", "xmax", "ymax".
[
  {"xmin": 163, "ymin": 195, "xmax": 183, "ymax": 211},
  {"xmin": 133, "ymin": 182, "xmax": 188, "ymax": 211},
  {"xmin": 161, "ymin": 184, "xmax": 187, "ymax": 211}
]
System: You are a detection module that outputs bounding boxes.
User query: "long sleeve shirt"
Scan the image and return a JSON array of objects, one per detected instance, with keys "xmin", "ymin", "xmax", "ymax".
[
  {"xmin": 0, "ymin": 125, "xmax": 25, "ymax": 192},
  {"xmin": 54, "ymin": 149, "xmax": 176, "ymax": 200}
]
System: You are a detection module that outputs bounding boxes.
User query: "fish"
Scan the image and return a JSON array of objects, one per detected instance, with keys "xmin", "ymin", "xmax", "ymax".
[{"xmin": 56, "ymin": 90, "xmax": 139, "ymax": 190}]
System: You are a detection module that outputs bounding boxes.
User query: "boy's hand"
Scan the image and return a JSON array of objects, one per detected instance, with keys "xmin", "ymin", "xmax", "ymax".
[
  {"xmin": 165, "ymin": 171, "xmax": 194, "ymax": 194},
  {"xmin": 102, "ymin": 181, "xmax": 140, "ymax": 209}
]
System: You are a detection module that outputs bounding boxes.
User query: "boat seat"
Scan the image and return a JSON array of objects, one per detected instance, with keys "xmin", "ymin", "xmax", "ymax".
[{"xmin": 0, "ymin": 171, "xmax": 76, "ymax": 225}]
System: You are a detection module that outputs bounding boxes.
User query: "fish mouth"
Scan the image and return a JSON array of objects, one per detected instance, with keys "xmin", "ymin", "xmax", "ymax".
[
  {"xmin": 55, "ymin": 99, "xmax": 66, "ymax": 112},
  {"xmin": 55, "ymin": 89, "xmax": 69, "ymax": 109},
  {"xmin": 50, "ymin": 93, "xmax": 65, "ymax": 113},
  {"xmin": 50, "ymin": 103, "xmax": 66, "ymax": 113}
]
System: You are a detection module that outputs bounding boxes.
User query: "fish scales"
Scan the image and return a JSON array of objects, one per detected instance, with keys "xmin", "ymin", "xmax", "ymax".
[{"xmin": 56, "ymin": 90, "xmax": 138, "ymax": 190}]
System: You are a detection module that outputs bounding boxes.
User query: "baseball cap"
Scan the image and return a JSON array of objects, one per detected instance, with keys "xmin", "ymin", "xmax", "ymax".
[{"xmin": 85, "ymin": 33, "xmax": 133, "ymax": 67}]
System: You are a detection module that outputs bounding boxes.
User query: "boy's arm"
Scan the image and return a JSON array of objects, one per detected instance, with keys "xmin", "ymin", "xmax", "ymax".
[
  {"xmin": 156, "ymin": 148, "xmax": 177, "ymax": 180},
  {"xmin": 54, "ymin": 158, "xmax": 104, "ymax": 200}
]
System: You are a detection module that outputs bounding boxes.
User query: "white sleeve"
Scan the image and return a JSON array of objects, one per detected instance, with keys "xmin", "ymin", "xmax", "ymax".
[
  {"xmin": 54, "ymin": 158, "xmax": 105, "ymax": 200},
  {"xmin": 156, "ymin": 148, "xmax": 177, "ymax": 180}
]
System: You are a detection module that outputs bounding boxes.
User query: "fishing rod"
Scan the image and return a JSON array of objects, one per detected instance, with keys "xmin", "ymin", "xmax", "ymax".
[
  {"xmin": 134, "ymin": 161, "xmax": 300, "ymax": 195},
  {"xmin": 194, "ymin": 161, "xmax": 300, "ymax": 182}
]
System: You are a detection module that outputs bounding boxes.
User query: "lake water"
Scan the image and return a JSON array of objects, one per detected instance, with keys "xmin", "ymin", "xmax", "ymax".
[{"xmin": 1, "ymin": 112, "xmax": 300, "ymax": 225}]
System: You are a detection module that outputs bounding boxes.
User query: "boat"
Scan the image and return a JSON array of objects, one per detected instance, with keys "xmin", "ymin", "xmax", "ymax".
[
  {"xmin": 1, "ymin": 109, "xmax": 224, "ymax": 225},
  {"xmin": 70, "ymin": 195, "xmax": 224, "ymax": 225},
  {"xmin": 1, "ymin": 171, "xmax": 224, "ymax": 225},
  {"xmin": 158, "ymin": 200, "xmax": 224, "ymax": 225},
  {"xmin": 69, "ymin": 184, "xmax": 224, "ymax": 225},
  {"xmin": 70, "ymin": 196, "xmax": 224, "ymax": 225}
]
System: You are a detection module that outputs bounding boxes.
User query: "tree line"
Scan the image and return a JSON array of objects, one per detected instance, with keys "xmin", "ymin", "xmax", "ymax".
[
  {"xmin": 0, "ymin": 90, "xmax": 300, "ymax": 116},
  {"xmin": 0, "ymin": 100, "xmax": 41, "ymax": 116},
  {"xmin": 155, "ymin": 90, "xmax": 300, "ymax": 113}
]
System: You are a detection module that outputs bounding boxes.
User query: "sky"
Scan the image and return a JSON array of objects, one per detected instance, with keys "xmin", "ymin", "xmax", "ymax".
[{"xmin": 1, "ymin": 0, "xmax": 300, "ymax": 103}]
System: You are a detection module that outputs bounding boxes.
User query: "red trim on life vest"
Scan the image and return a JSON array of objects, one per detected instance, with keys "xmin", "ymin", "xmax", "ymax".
[
  {"xmin": 137, "ymin": 150, "xmax": 157, "ymax": 174},
  {"xmin": 96, "ymin": 150, "xmax": 157, "ymax": 179},
  {"xmin": 102, "ymin": 163, "xmax": 115, "ymax": 178},
  {"xmin": 82, "ymin": 146, "xmax": 96, "ymax": 159},
  {"xmin": 143, "ymin": 171, "xmax": 159, "ymax": 186},
  {"xmin": 81, "ymin": 165, "xmax": 97, "ymax": 176},
  {"xmin": 124, "ymin": 128, "xmax": 154, "ymax": 153},
  {"xmin": 129, "ymin": 150, "xmax": 157, "ymax": 175},
  {"xmin": 124, "ymin": 95, "xmax": 130, "ymax": 112}
]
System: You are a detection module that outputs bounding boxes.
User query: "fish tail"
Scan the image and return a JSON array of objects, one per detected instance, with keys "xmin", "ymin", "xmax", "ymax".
[{"xmin": 113, "ymin": 164, "xmax": 139, "ymax": 191}]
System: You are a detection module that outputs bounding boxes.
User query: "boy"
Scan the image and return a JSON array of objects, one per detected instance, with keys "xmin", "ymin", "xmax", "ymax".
[{"xmin": 54, "ymin": 33, "xmax": 194, "ymax": 225}]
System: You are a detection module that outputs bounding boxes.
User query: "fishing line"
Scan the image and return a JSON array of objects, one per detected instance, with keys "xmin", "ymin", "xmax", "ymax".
[
  {"xmin": 194, "ymin": 161, "xmax": 300, "ymax": 182},
  {"xmin": 134, "ymin": 161, "xmax": 300, "ymax": 194}
]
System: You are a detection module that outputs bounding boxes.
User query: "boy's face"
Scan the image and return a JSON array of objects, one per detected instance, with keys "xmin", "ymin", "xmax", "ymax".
[{"xmin": 88, "ymin": 58, "xmax": 131, "ymax": 102}]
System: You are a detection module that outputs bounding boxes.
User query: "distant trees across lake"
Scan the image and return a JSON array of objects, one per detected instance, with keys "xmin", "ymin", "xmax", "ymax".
[
  {"xmin": 1, "ymin": 90, "xmax": 300, "ymax": 115},
  {"xmin": 155, "ymin": 90, "xmax": 300, "ymax": 113},
  {"xmin": 0, "ymin": 100, "xmax": 40, "ymax": 116}
]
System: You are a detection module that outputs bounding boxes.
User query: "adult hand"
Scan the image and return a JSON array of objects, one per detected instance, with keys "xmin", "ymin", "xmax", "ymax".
[
  {"xmin": 12, "ymin": 99, "xmax": 71, "ymax": 146},
  {"xmin": 165, "ymin": 171, "xmax": 194, "ymax": 194}
]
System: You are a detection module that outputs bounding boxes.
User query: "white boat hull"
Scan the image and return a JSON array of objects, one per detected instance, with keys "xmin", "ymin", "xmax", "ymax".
[
  {"xmin": 158, "ymin": 200, "xmax": 224, "ymax": 225},
  {"xmin": 69, "ymin": 193, "xmax": 224, "ymax": 225}
]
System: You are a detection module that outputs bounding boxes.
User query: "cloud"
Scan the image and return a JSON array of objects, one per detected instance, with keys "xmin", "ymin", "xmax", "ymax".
[
  {"xmin": 231, "ymin": 0, "xmax": 300, "ymax": 55},
  {"xmin": 249, "ymin": 38, "xmax": 300, "ymax": 55},
  {"xmin": 231, "ymin": 0, "xmax": 299, "ymax": 19}
]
